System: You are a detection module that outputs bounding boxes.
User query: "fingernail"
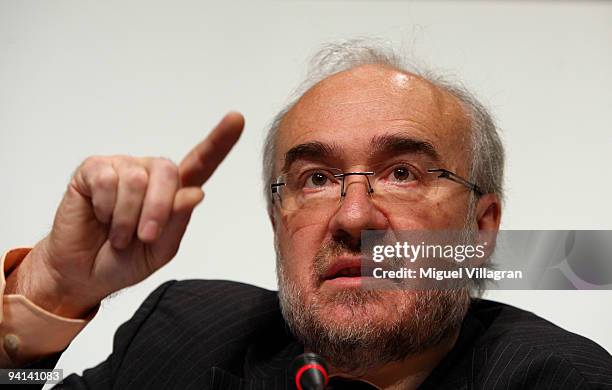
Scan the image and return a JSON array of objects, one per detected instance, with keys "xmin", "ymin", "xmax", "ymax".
[{"xmin": 141, "ymin": 221, "xmax": 159, "ymax": 241}]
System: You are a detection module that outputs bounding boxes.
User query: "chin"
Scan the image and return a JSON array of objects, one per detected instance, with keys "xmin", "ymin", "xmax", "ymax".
[{"xmin": 313, "ymin": 288, "xmax": 404, "ymax": 326}]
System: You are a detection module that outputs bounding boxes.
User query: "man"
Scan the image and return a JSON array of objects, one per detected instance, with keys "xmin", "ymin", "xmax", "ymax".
[{"xmin": 1, "ymin": 41, "xmax": 611, "ymax": 389}]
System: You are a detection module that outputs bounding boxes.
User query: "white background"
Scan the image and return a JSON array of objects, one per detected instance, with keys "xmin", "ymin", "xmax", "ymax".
[{"xmin": 1, "ymin": 0, "xmax": 610, "ymax": 381}]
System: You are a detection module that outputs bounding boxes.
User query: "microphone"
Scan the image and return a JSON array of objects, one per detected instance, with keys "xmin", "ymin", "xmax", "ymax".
[{"xmin": 291, "ymin": 352, "xmax": 329, "ymax": 390}]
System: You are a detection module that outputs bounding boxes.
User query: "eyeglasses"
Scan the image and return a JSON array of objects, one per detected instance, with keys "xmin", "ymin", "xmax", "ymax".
[{"xmin": 270, "ymin": 161, "xmax": 483, "ymax": 212}]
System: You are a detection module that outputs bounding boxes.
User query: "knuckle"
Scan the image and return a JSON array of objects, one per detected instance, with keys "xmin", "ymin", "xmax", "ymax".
[
  {"xmin": 93, "ymin": 169, "xmax": 118, "ymax": 191},
  {"xmin": 111, "ymin": 220, "xmax": 133, "ymax": 234},
  {"xmin": 155, "ymin": 158, "xmax": 179, "ymax": 181},
  {"xmin": 81, "ymin": 155, "xmax": 105, "ymax": 171},
  {"xmin": 124, "ymin": 168, "xmax": 148, "ymax": 190},
  {"xmin": 113, "ymin": 154, "xmax": 135, "ymax": 164},
  {"xmin": 119, "ymin": 197, "xmax": 141, "ymax": 212}
]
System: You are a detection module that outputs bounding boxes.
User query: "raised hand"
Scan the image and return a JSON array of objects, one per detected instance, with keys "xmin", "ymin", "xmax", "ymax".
[{"xmin": 5, "ymin": 112, "xmax": 245, "ymax": 318}]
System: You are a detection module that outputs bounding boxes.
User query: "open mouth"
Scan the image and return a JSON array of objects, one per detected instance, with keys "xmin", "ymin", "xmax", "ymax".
[
  {"xmin": 322, "ymin": 258, "xmax": 377, "ymax": 281},
  {"xmin": 325, "ymin": 266, "xmax": 363, "ymax": 279}
]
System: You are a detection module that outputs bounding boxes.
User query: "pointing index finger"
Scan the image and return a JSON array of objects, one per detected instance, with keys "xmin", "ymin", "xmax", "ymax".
[{"xmin": 179, "ymin": 111, "xmax": 245, "ymax": 187}]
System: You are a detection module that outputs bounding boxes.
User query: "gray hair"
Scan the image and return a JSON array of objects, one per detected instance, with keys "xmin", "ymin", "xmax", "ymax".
[{"xmin": 263, "ymin": 39, "xmax": 504, "ymax": 214}]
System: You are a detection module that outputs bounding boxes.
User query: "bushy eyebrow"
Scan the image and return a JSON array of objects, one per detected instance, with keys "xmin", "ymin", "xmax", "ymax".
[
  {"xmin": 281, "ymin": 133, "xmax": 440, "ymax": 173},
  {"xmin": 369, "ymin": 134, "xmax": 440, "ymax": 162},
  {"xmin": 282, "ymin": 141, "xmax": 342, "ymax": 173}
]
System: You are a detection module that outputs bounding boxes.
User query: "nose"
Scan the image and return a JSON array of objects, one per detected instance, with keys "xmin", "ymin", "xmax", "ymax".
[{"xmin": 328, "ymin": 176, "xmax": 388, "ymax": 245}]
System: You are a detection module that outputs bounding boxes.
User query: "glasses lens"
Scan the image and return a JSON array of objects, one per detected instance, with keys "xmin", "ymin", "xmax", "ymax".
[
  {"xmin": 275, "ymin": 167, "xmax": 343, "ymax": 211},
  {"xmin": 272, "ymin": 162, "xmax": 473, "ymax": 211},
  {"xmin": 369, "ymin": 160, "xmax": 444, "ymax": 204}
]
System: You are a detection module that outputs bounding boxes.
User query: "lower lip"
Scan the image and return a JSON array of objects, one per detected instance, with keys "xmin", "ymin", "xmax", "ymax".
[{"xmin": 321, "ymin": 276, "xmax": 371, "ymax": 288}]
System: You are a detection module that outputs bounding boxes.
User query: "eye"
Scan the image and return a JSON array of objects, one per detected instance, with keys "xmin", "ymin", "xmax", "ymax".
[
  {"xmin": 304, "ymin": 171, "xmax": 333, "ymax": 188},
  {"xmin": 387, "ymin": 165, "xmax": 417, "ymax": 183}
]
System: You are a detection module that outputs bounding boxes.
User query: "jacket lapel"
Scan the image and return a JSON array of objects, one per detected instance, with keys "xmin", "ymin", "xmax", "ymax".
[{"xmin": 205, "ymin": 340, "xmax": 303, "ymax": 390}]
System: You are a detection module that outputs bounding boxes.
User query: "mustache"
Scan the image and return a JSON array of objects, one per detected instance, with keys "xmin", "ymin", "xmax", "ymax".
[
  {"xmin": 312, "ymin": 236, "xmax": 402, "ymax": 279},
  {"xmin": 312, "ymin": 235, "xmax": 413, "ymax": 287},
  {"xmin": 313, "ymin": 236, "xmax": 361, "ymax": 280}
]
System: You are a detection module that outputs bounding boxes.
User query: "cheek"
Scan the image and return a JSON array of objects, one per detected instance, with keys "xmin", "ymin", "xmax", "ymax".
[
  {"xmin": 381, "ymin": 198, "xmax": 469, "ymax": 230},
  {"xmin": 433, "ymin": 196, "xmax": 472, "ymax": 228},
  {"xmin": 277, "ymin": 212, "xmax": 330, "ymax": 283},
  {"xmin": 422, "ymin": 206, "xmax": 460, "ymax": 229}
]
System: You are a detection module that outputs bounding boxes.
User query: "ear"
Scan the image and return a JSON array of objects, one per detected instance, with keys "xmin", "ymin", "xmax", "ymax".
[
  {"xmin": 472, "ymin": 194, "xmax": 502, "ymax": 267},
  {"xmin": 475, "ymin": 193, "xmax": 502, "ymax": 232},
  {"xmin": 268, "ymin": 208, "xmax": 276, "ymax": 231}
]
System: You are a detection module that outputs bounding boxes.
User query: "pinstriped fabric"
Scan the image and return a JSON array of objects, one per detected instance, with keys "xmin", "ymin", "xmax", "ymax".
[
  {"xmin": 420, "ymin": 299, "xmax": 612, "ymax": 390},
  {"xmin": 36, "ymin": 280, "xmax": 612, "ymax": 389}
]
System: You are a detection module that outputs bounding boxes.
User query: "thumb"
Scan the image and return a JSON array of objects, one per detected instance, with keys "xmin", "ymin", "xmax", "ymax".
[{"xmin": 149, "ymin": 187, "xmax": 205, "ymax": 269}]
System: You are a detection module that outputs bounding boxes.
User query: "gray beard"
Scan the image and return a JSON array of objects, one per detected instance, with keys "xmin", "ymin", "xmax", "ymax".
[
  {"xmin": 275, "ymin": 213, "xmax": 478, "ymax": 375},
  {"xmin": 278, "ymin": 273, "xmax": 469, "ymax": 375}
]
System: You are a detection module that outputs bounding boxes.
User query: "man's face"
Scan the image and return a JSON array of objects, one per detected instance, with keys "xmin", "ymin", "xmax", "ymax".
[{"xmin": 272, "ymin": 64, "xmax": 479, "ymax": 371}]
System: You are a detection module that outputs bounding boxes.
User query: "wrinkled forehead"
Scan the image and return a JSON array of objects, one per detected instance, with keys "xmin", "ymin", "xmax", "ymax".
[{"xmin": 275, "ymin": 64, "xmax": 472, "ymax": 174}]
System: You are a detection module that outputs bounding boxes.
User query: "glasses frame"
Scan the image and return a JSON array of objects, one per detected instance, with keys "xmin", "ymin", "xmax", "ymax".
[
  {"xmin": 270, "ymin": 167, "xmax": 484, "ymax": 206},
  {"xmin": 427, "ymin": 168, "xmax": 484, "ymax": 196}
]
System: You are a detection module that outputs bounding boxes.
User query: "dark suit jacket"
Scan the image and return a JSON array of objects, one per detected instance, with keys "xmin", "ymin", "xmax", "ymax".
[{"xmin": 36, "ymin": 280, "xmax": 612, "ymax": 389}]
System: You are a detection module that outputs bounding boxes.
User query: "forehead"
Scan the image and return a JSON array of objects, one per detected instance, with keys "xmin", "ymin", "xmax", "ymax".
[{"xmin": 276, "ymin": 64, "xmax": 471, "ymax": 170}]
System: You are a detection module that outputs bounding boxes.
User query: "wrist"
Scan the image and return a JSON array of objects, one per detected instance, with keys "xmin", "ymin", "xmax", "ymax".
[{"xmin": 5, "ymin": 240, "xmax": 99, "ymax": 319}]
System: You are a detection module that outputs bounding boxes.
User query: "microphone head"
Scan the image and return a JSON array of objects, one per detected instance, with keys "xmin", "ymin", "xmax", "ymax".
[{"xmin": 291, "ymin": 352, "xmax": 329, "ymax": 390}]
